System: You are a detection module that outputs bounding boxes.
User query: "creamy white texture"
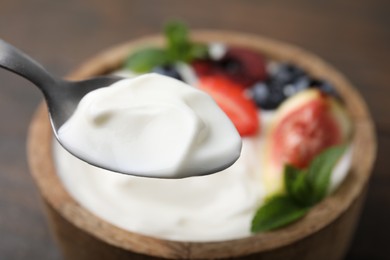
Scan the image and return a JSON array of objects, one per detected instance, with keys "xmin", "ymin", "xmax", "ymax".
[
  {"xmin": 57, "ymin": 74, "xmax": 242, "ymax": 178},
  {"xmin": 54, "ymin": 138, "xmax": 263, "ymax": 241},
  {"xmin": 53, "ymin": 111, "xmax": 352, "ymax": 242}
]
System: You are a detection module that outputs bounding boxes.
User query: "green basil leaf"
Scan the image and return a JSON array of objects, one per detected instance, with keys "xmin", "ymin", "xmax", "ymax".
[
  {"xmin": 124, "ymin": 48, "xmax": 169, "ymax": 73},
  {"xmin": 251, "ymin": 195, "xmax": 309, "ymax": 233},
  {"xmin": 306, "ymin": 144, "xmax": 347, "ymax": 204}
]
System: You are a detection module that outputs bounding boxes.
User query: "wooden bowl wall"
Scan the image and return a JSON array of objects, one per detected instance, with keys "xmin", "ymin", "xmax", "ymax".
[{"xmin": 27, "ymin": 31, "xmax": 376, "ymax": 260}]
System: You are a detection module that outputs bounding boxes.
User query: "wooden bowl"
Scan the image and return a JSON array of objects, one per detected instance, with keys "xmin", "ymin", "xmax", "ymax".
[{"xmin": 27, "ymin": 31, "xmax": 376, "ymax": 260}]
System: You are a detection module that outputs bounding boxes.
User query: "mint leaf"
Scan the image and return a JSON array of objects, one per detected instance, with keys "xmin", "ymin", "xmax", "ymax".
[
  {"xmin": 165, "ymin": 21, "xmax": 189, "ymax": 49},
  {"xmin": 306, "ymin": 144, "xmax": 347, "ymax": 204},
  {"xmin": 252, "ymin": 145, "xmax": 347, "ymax": 233},
  {"xmin": 164, "ymin": 22, "xmax": 208, "ymax": 62},
  {"xmin": 251, "ymin": 195, "xmax": 309, "ymax": 233},
  {"xmin": 123, "ymin": 22, "xmax": 208, "ymax": 72},
  {"xmin": 165, "ymin": 22, "xmax": 191, "ymax": 61},
  {"xmin": 284, "ymin": 145, "xmax": 347, "ymax": 207},
  {"xmin": 124, "ymin": 48, "xmax": 169, "ymax": 73},
  {"xmin": 284, "ymin": 165, "xmax": 313, "ymax": 207}
]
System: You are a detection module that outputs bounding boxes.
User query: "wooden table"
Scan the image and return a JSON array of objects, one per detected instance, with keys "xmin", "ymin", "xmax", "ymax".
[{"xmin": 0, "ymin": 0, "xmax": 388, "ymax": 259}]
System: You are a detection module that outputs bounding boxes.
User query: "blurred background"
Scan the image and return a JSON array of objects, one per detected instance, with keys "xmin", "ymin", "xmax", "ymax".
[{"xmin": 0, "ymin": 0, "xmax": 388, "ymax": 259}]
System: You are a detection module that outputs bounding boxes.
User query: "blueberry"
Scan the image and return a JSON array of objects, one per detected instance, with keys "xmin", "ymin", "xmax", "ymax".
[
  {"xmin": 250, "ymin": 65, "xmax": 311, "ymax": 110},
  {"xmin": 152, "ymin": 65, "xmax": 183, "ymax": 81},
  {"xmin": 251, "ymin": 81, "xmax": 286, "ymax": 110},
  {"xmin": 272, "ymin": 63, "xmax": 306, "ymax": 86},
  {"xmin": 309, "ymin": 79, "xmax": 342, "ymax": 101},
  {"xmin": 251, "ymin": 82, "xmax": 269, "ymax": 105},
  {"xmin": 267, "ymin": 85, "xmax": 287, "ymax": 109},
  {"xmin": 281, "ymin": 75, "xmax": 311, "ymax": 97},
  {"xmin": 251, "ymin": 63, "xmax": 337, "ymax": 110},
  {"xmin": 294, "ymin": 76, "xmax": 311, "ymax": 91}
]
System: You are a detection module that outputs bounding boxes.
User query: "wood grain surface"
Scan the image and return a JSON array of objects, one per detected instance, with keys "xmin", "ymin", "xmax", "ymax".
[{"xmin": 0, "ymin": 0, "xmax": 388, "ymax": 259}]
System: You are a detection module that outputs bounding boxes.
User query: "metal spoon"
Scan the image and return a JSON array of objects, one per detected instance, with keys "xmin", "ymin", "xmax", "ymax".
[
  {"xmin": 0, "ymin": 39, "xmax": 240, "ymax": 178},
  {"xmin": 0, "ymin": 39, "xmax": 122, "ymax": 131},
  {"xmin": 0, "ymin": 39, "xmax": 123, "ymax": 166}
]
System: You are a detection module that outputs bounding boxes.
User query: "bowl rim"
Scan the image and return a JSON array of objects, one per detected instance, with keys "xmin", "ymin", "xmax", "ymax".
[{"xmin": 27, "ymin": 30, "xmax": 377, "ymax": 259}]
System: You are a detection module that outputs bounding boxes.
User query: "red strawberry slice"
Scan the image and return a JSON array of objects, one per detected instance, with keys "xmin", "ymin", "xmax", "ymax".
[{"xmin": 198, "ymin": 75, "xmax": 260, "ymax": 136}]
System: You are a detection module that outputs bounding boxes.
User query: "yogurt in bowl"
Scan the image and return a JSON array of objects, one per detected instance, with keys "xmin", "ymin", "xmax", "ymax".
[
  {"xmin": 27, "ymin": 30, "xmax": 376, "ymax": 259},
  {"xmin": 53, "ymin": 110, "xmax": 353, "ymax": 242}
]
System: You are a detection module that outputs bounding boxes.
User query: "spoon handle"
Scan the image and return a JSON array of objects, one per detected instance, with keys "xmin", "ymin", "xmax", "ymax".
[{"xmin": 0, "ymin": 39, "xmax": 58, "ymax": 96}]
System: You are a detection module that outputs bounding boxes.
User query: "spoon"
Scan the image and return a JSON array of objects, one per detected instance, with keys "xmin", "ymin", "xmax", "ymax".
[
  {"xmin": 0, "ymin": 39, "xmax": 240, "ymax": 178},
  {"xmin": 0, "ymin": 39, "xmax": 122, "ymax": 131},
  {"xmin": 0, "ymin": 39, "xmax": 123, "ymax": 166}
]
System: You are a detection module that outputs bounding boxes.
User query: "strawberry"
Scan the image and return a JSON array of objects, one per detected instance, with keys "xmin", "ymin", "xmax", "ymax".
[{"xmin": 197, "ymin": 75, "xmax": 260, "ymax": 136}]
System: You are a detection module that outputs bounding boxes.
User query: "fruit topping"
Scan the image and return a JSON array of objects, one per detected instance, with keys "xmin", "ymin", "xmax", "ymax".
[
  {"xmin": 250, "ymin": 81, "xmax": 286, "ymax": 110},
  {"xmin": 249, "ymin": 62, "xmax": 343, "ymax": 110},
  {"xmin": 192, "ymin": 47, "xmax": 267, "ymax": 87},
  {"xmin": 263, "ymin": 89, "xmax": 351, "ymax": 194},
  {"xmin": 197, "ymin": 75, "xmax": 260, "ymax": 136},
  {"xmin": 269, "ymin": 62, "xmax": 306, "ymax": 86},
  {"xmin": 152, "ymin": 65, "xmax": 183, "ymax": 81},
  {"xmin": 192, "ymin": 59, "xmax": 217, "ymax": 76},
  {"xmin": 219, "ymin": 47, "xmax": 267, "ymax": 86},
  {"xmin": 250, "ymin": 63, "xmax": 311, "ymax": 110},
  {"xmin": 309, "ymin": 79, "xmax": 342, "ymax": 101}
]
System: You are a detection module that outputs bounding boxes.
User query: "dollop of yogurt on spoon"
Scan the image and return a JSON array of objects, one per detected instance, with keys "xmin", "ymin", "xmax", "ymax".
[{"xmin": 57, "ymin": 73, "xmax": 242, "ymax": 178}]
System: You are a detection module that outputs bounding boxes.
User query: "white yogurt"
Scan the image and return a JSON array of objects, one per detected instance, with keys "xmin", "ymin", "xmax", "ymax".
[
  {"xmin": 54, "ymin": 138, "xmax": 263, "ymax": 241},
  {"xmin": 53, "ymin": 111, "xmax": 352, "ymax": 242},
  {"xmin": 57, "ymin": 73, "xmax": 242, "ymax": 178}
]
